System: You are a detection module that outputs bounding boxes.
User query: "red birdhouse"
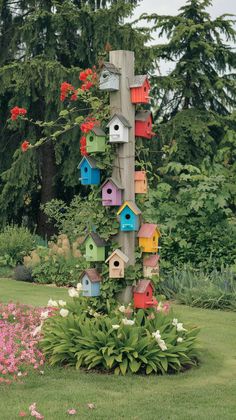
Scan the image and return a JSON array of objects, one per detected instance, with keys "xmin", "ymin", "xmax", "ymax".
[
  {"xmin": 133, "ymin": 279, "xmax": 158, "ymax": 309},
  {"xmin": 130, "ymin": 75, "xmax": 150, "ymax": 104},
  {"xmin": 135, "ymin": 111, "xmax": 154, "ymax": 139}
]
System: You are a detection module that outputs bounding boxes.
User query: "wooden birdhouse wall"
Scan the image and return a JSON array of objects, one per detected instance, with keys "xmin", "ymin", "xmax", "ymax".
[
  {"xmin": 143, "ymin": 264, "xmax": 159, "ymax": 279},
  {"xmin": 102, "ymin": 180, "xmax": 122, "ymax": 206},
  {"xmin": 134, "ymin": 171, "xmax": 148, "ymax": 194},
  {"xmin": 79, "ymin": 160, "xmax": 100, "ymax": 185},
  {"xmin": 130, "ymin": 79, "xmax": 150, "ymax": 104},
  {"xmin": 108, "ymin": 255, "xmax": 125, "ymax": 278},
  {"xmin": 84, "ymin": 237, "xmax": 105, "ymax": 261},
  {"xmin": 139, "ymin": 234, "xmax": 159, "ymax": 253},
  {"xmin": 99, "ymin": 71, "xmax": 119, "ymax": 91},
  {"xmin": 133, "ymin": 283, "xmax": 154, "ymax": 309},
  {"xmin": 119, "ymin": 207, "xmax": 139, "ymax": 231},
  {"xmin": 135, "ymin": 114, "xmax": 153, "ymax": 139},
  {"xmin": 108, "ymin": 117, "xmax": 129, "ymax": 143},
  {"xmin": 86, "ymin": 132, "xmax": 106, "ymax": 153}
]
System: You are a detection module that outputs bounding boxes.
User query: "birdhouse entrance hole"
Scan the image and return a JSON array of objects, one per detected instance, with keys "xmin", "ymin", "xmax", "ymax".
[
  {"xmin": 107, "ymin": 188, "xmax": 112, "ymax": 194},
  {"xmin": 85, "ymin": 279, "xmax": 89, "ymax": 285},
  {"xmin": 114, "ymin": 260, "xmax": 120, "ymax": 267},
  {"xmin": 89, "ymin": 244, "xmax": 93, "ymax": 250},
  {"xmin": 102, "ymin": 72, "xmax": 109, "ymax": 80},
  {"xmin": 114, "ymin": 124, "xmax": 119, "ymax": 131},
  {"xmin": 125, "ymin": 214, "xmax": 131, "ymax": 220},
  {"xmin": 146, "ymin": 291, "xmax": 149, "ymax": 296},
  {"xmin": 84, "ymin": 167, "xmax": 88, "ymax": 172},
  {"xmin": 89, "ymin": 136, "xmax": 93, "ymax": 142}
]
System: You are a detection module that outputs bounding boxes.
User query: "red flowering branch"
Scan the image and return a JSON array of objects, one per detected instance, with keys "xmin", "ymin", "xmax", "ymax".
[{"xmin": 10, "ymin": 106, "xmax": 27, "ymax": 121}]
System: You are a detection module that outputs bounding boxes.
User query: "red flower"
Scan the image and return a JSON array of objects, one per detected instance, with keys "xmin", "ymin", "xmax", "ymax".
[
  {"xmin": 60, "ymin": 82, "xmax": 76, "ymax": 102},
  {"xmin": 21, "ymin": 140, "xmax": 30, "ymax": 152},
  {"xmin": 80, "ymin": 136, "xmax": 86, "ymax": 146},
  {"xmin": 80, "ymin": 120, "xmax": 95, "ymax": 133},
  {"xmin": 10, "ymin": 107, "xmax": 27, "ymax": 121},
  {"xmin": 81, "ymin": 81, "xmax": 94, "ymax": 91}
]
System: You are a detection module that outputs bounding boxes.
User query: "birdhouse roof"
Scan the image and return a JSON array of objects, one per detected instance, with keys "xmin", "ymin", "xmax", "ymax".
[
  {"xmin": 102, "ymin": 62, "xmax": 121, "ymax": 75},
  {"xmin": 137, "ymin": 223, "xmax": 160, "ymax": 238},
  {"xmin": 143, "ymin": 254, "xmax": 160, "ymax": 267},
  {"xmin": 135, "ymin": 110, "xmax": 153, "ymax": 122},
  {"xmin": 81, "ymin": 268, "xmax": 102, "ymax": 283},
  {"xmin": 78, "ymin": 156, "xmax": 98, "ymax": 169},
  {"xmin": 83, "ymin": 232, "xmax": 107, "ymax": 247},
  {"xmin": 101, "ymin": 177, "xmax": 124, "ymax": 190},
  {"xmin": 117, "ymin": 200, "xmax": 141, "ymax": 216},
  {"xmin": 134, "ymin": 279, "xmax": 154, "ymax": 293},
  {"xmin": 105, "ymin": 249, "xmax": 129, "ymax": 264},
  {"xmin": 130, "ymin": 75, "xmax": 149, "ymax": 88},
  {"xmin": 90, "ymin": 126, "xmax": 106, "ymax": 137},
  {"xmin": 134, "ymin": 171, "xmax": 146, "ymax": 181},
  {"xmin": 107, "ymin": 113, "xmax": 131, "ymax": 128}
]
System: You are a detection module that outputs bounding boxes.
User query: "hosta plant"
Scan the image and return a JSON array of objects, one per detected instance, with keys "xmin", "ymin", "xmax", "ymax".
[{"xmin": 40, "ymin": 297, "xmax": 200, "ymax": 375}]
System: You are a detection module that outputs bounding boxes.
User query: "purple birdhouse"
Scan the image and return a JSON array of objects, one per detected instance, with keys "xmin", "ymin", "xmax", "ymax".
[{"xmin": 101, "ymin": 177, "xmax": 123, "ymax": 206}]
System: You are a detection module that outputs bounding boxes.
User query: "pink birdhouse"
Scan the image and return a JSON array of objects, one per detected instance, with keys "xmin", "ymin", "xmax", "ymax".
[
  {"xmin": 101, "ymin": 178, "xmax": 123, "ymax": 206},
  {"xmin": 143, "ymin": 254, "xmax": 160, "ymax": 278},
  {"xmin": 134, "ymin": 171, "xmax": 148, "ymax": 194},
  {"xmin": 133, "ymin": 279, "xmax": 158, "ymax": 309},
  {"xmin": 135, "ymin": 111, "xmax": 154, "ymax": 139},
  {"xmin": 130, "ymin": 75, "xmax": 150, "ymax": 104}
]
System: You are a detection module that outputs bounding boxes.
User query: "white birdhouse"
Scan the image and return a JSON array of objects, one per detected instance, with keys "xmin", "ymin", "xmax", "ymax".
[
  {"xmin": 107, "ymin": 113, "xmax": 131, "ymax": 143},
  {"xmin": 99, "ymin": 62, "xmax": 121, "ymax": 91}
]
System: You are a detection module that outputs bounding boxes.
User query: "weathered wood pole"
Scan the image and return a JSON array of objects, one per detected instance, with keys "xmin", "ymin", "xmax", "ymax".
[{"xmin": 109, "ymin": 50, "xmax": 136, "ymax": 266}]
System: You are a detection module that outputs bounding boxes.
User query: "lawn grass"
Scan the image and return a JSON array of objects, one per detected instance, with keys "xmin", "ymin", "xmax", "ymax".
[{"xmin": 1, "ymin": 278, "xmax": 236, "ymax": 419}]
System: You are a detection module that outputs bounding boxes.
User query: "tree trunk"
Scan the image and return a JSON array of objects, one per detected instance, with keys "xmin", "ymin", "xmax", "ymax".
[{"xmin": 37, "ymin": 141, "xmax": 57, "ymax": 238}]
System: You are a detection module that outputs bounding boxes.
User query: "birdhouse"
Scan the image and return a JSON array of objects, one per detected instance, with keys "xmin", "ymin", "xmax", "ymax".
[
  {"xmin": 86, "ymin": 126, "xmax": 106, "ymax": 153},
  {"xmin": 78, "ymin": 156, "xmax": 100, "ymax": 185},
  {"xmin": 134, "ymin": 171, "xmax": 148, "ymax": 194},
  {"xmin": 105, "ymin": 249, "xmax": 129, "ymax": 278},
  {"xmin": 135, "ymin": 111, "xmax": 154, "ymax": 139},
  {"xmin": 101, "ymin": 177, "xmax": 123, "ymax": 206},
  {"xmin": 80, "ymin": 269, "xmax": 102, "ymax": 297},
  {"xmin": 143, "ymin": 254, "xmax": 160, "ymax": 278},
  {"xmin": 117, "ymin": 201, "xmax": 141, "ymax": 231},
  {"xmin": 133, "ymin": 279, "xmax": 158, "ymax": 309},
  {"xmin": 137, "ymin": 223, "xmax": 161, "ymax": 253},
  {"xmin": 130, "ymin": 75, "xmax": 150, "ymax": 104},
  {"xmin": 107, "ymin": 113, "xmax": 131, "ymax": 143},
  {"xmin": 82, "ymin": 232, "xmax": 106, "ymax": 261},
  {"xmin": 99, "ymin": 62, "xmax": 121, "ymax": 91}
]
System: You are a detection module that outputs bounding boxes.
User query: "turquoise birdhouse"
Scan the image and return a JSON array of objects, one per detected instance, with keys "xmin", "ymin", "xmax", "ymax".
[
  {"xmin": 80, "ymin": 269, "xmax": 102, "ymax": 297},
  {"xmin": 78, "ymin": 156, "xmax": 100, "ymax": 185},
  {"xmin": 82, "ymin": 232, "xmax": 106, "ymax": 261},
  {"xmin": 86, "ymin": 126, "xmax": 106, "ymax": 153},
  {"xmin": 117, "ymin": 201, "xmax": 141, "ymax": 231}
]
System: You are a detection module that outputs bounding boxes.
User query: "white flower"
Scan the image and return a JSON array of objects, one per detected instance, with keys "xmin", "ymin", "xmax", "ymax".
[
  {"xmin": 76, "ymin": 282, "xmax": 83, "ymax": 292},
  {"xmin": 68, "ymin": 287, "xmax": 79, "ymax": 298},
  {"xmin": 122, "ymin": 318, "xmax": 135, "ymax": 326},
  {"xmin": 177, "ymin": 337, "xmax": 183, "ymax": 343},
  {"xmin": 32, "ymin": 323, "xmax": 42, "ymax": 337},
  {"xmin": 176, "ymin": 322, "xmax": 187, "ymax": 332},
  {"xmin": 47, "ymin": 299, "xmax": 58, "ymax": 307},
  {"xmin": 60, "ymin": 308, "xmax": 69, "ymax": 318},
  {"xmin": 118, "ymin": 305, "xmax": 126, "ymax": 313},
  {"xmin": 172, "ymin": 318, "xmax": 178, "ymax": 326},
  {"xmin": 112, "ymin": 324, "xmax": 120, "ymax": 330},
  {"xmin": 40, "ymin": 310, "xmax": 49, "ymax": 320},
  {"xmin": 158, "ymin": 339, "xmax": 167, "ymax": 351},
  {"xmin": 152, "ymin": 330, "xmax": 161, "ymax": 340},
  {"xmin": 58, "ymin": 300, "xmax": 67, "ymax": 307},
  {"xmin": 17, "ymin": 372, "xmax": 22, "ymax": 377}
]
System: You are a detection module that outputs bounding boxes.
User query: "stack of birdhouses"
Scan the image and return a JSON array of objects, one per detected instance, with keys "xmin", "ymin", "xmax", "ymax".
[{"xmin": 78, "ymin": 54, "xmax": 160, "ymax": 306}]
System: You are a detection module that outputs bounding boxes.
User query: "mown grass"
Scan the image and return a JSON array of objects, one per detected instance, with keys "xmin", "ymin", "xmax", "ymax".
[{"xmin": 1, "ymin": 278, "xmax": 236, "ymax": 419}]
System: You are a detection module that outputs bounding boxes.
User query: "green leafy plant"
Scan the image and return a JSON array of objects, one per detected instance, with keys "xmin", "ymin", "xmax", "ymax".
[
  {"xmin": 41, "ymin": 302, "xmax": 199, "ymax": 375},
  {"xmin": 0, "ymin": 225, "xmax": 37, "ymax": 265}
]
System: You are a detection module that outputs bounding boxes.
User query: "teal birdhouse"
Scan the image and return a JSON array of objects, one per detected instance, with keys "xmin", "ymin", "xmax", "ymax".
[
  {"xmin": 80, "ymin": 269, "xmax": 102, "ymax": 297},
  {"xmin": 78, "ymin": 156, "xmax": 100, "ymax": 185},
  {"xmin": 86, "ymin": 127, "xmax": 106, "ymax": 153},
  {"xmin": 117, "ymin": 201, "xmax": 141, "ymax": 231},
  {"xmin": 83, "ymin": 232, "xmax": 106, "ymax": 261}
]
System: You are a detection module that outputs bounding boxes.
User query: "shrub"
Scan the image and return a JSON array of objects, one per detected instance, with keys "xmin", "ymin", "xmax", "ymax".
[
  {"xmin": 14, "ymin": 265, "xmax": 33, "ymax": 282},
  {"xmin": 0, "ymin": 225, "xmax": 36, "ymax": 265},
  {"xmin": 41, "ymin": 301, "xmax": 199, "ymax": 375}
]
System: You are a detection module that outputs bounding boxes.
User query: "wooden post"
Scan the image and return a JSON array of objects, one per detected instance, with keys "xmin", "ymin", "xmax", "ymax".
[{"xmin": 109, "ymin": 50, "xmax": 136, "ymax": 266}]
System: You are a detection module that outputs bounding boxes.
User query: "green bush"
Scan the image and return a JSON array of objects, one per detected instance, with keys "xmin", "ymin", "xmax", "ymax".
[
  {"xmin": 41, "ymin": 302, "xmax": 199, "ymax": 375},
  {"xmin": 31, "ymin": 255, "xmax": 88, "ymax": 286},
  {"xmin": 158, "ymin": 266, "xmax": 236, "ymax": 311},
  {"xmin": 0, "ymin": 225, "xmax": 36, "ymax": 264},
  {"xmin": 14, "ymin": 264, "xmax": 33, "ymax": 282}
]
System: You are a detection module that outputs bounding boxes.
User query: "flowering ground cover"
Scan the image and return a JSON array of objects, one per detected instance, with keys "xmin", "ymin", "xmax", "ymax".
[{"xmin": 0, "ymin": 278, "xmax": 236, "ymax": 419}]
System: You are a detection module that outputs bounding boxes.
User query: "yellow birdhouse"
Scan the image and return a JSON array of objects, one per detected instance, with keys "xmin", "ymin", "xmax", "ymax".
[{"xmin": 137, "ymin": 223, "xmax": 160, "ymax": 253}]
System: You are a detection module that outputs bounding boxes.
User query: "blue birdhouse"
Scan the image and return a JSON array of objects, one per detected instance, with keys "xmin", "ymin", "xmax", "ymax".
[
  {"xmin": 78, "ymin": 156, "xmax": 100, "ymax": 185},
  {"xmin": 117, "ymin": 201, "xmax": 141, "ymax": 231},
  {"xmin": 80, "ymin": 268, "xmax": 102, "ymax": 297}
]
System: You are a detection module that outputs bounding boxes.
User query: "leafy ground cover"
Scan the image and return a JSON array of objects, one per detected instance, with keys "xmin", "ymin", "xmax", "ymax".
[{"xmin": 0, "ymin": 278, "xmax": 236, "ymax": 419}]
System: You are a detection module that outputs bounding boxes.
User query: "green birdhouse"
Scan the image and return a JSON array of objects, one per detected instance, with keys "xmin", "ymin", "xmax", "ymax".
[
  {"xmin": 83, "ymin": 232, "xmax": 106, "ymax": 261},
  {"xmin": 86, "ymin": 127, "xmax": 106, "ymax": 153}
]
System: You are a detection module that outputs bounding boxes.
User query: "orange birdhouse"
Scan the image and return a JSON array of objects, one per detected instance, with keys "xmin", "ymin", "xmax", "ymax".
[
  {"xmin": 133, "ymin": 279, "xmax": 158, "ymax": 309},
  {"xmin": 130, "ymin": 75, "xmax": 150, "ymax": 104},
  {"xmin": 135, "ymin": 111, "xmax": 154, "ymax": 139},
  {"xmin": 134, "ymin": 171, "xmax": 148, "ymax": 194},
  {"xmin": 137, "ymin": 223, "xmax": 160, "ymax": 253},
  {"xmin": 105, "ymin": 249, "xmax": 129, "ymax": 278}
]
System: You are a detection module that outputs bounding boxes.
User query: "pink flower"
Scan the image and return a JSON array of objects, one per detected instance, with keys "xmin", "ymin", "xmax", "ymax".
[
  {"xmin": 67, "ymin": 408, "xmax": 77, "ymax": 415},
  {"xmin": 19, "ymin": 411, "xmax": 27, "ymax": 417}
]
